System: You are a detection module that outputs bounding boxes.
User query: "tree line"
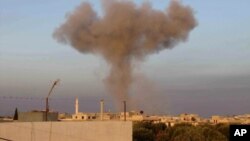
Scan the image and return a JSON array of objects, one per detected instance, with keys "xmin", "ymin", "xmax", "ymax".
[{"xmin": 133, "ymin": 122, "xmax": 229, "ymax": 141}]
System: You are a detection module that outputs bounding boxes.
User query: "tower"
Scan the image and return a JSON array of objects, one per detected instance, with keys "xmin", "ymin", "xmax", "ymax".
[
  {"xmin": 100, "ymin": 99, "xmax": 104, "ymax": 120},
  {"xmin": 75, "ymin": 97, "xmax": 79, "ymax": 114}
]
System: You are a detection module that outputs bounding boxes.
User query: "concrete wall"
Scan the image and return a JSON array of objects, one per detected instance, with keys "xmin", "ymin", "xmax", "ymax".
[{"xmin": 0, "ymin": 121, "xmax": 132, "ymax": 141}]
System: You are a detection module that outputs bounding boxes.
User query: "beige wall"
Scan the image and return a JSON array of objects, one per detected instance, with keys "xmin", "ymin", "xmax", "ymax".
[{"xmin": 0, "ymin": 121, "xmax": 132, "ymax": 141}]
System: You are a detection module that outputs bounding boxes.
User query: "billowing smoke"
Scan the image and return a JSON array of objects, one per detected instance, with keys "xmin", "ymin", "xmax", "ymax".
[{"xmin": 53, "ymin": 0, "xmax": 197, "ymax": 108}]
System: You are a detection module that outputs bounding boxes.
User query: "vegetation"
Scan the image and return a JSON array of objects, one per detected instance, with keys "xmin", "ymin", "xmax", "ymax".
[
  {"xmin": 133, "ymin": 122, "xmax": 229, "ymax": 141},
  {"xmin": 13, "ymin": 107, "xmax": 18, "ymax": 120}
]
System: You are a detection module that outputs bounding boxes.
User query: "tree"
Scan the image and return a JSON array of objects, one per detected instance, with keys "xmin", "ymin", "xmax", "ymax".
[
  {"xmin": 171, "ymin": 126, "xmax": 205, "ymax": 141},
  {"xmin": 215, "ymin": 123, "xmax": 229, "ymax": 140},
  {"xmin": 133, "ymin": 128, "xmax": 154, "ymax": 141},
  {"xmin": 152, "ymin": 123, "xmax": 167, "ymax": 134},
  {"xmin": 13, "ymin": 107, "xmax": 18, "ymax": 120},
  {"xmin": 156, "ymin": 131, "xmax": 169, "ymax": 141},
  {"xmin": 133, "ymin": 121, "xmax": 154, "ymax": 130},
  {"xmin": 201, "ymin": 127, "xmax": 227, "ymax": 141},
  {"xmin": 133, "ymin": 121, "xmax": 229, "ymax": 141}
]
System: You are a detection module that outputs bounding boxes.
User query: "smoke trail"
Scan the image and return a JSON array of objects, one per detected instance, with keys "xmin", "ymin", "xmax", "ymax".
[{"xmin": 53, "ymin": 0, "xmax": 197, "ymax": 108}]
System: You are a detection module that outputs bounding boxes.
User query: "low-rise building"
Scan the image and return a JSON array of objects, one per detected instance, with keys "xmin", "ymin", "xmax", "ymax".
[
  {"xmin": 72, "ymin": 112, "xmax": 97, "ymax": 120},
  {"xmin": 18, "ymin": 111, "xmax": 58, "ymax": 122}
]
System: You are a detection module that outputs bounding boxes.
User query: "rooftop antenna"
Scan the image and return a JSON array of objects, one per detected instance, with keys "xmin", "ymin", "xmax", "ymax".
[
  {"xmin": 123, "ymin": 101, "xmax": 126, "ymax": 121},
  {"xmin": 45, "ymin": 79, "xmax": 60, "ymax": 121}
]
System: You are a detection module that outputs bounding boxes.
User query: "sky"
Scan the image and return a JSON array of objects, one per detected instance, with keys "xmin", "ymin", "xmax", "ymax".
[{"xmin": 0, "ymin": 0, "xmax": 250, "ymax": 117}]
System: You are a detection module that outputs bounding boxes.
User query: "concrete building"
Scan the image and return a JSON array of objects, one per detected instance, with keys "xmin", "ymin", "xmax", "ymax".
[
  {"xmin": 72, "ymin": 112, "xmax": 97, "ymax": 120},
  {"xmin": 18, "ymin": 111, "xmax": 58, "ymax": 122},
  {"xmin": 58, "ymin": 113, "xmax": 72, "ymax": 120},
  {"xmin": 64, "ymin": 98, "xmax": 250, "ymax": 125},
  {"xmin": 72, "ymin": 97, "xmax": 98, "ymax": 121},
  {"xmin": 159, "ymin": 116, "xmax": 180, "ymax": 127},
  {"xmin": 120, "ymin": 111, "xmax": 143, "ymax": 121},
  {"xmin": 72, "ymin": 98, "xmax": 115, "ymax": 121},
  {"xmin": 210, "ymin": 115, "xmax": 243, "ymax": 124},
  {"xmin": 119, "ymin": 111, "xmax": 159, "ymax": 121},
  {"xmin": 179, "ymin": 113, "xmax": 201, "ymax": 122},
  {"xmin": 234, "ymin": 114, "xmax": 250, "ymax": 124},
  {"xmin": 0, "ymin": 117, "xmax": 13, "ymax": 123}
]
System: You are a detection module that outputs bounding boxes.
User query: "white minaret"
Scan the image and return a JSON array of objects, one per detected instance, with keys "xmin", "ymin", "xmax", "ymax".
[
  {"xmin": 75, "ymin": 97, "xmax": 79, "ymax": 114},
  {"xmin": 100, "ymin": 99, "xmax": 104, "ymax": 121}
]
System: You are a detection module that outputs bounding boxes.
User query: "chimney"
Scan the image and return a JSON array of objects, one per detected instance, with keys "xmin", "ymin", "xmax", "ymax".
[
  {"xmin": 75, "ymin": 97, "xmax": 79, "ymax": 114},
  {"xmin": 100, "ymin": 99, "xmax": 104, "ymax": 121}
]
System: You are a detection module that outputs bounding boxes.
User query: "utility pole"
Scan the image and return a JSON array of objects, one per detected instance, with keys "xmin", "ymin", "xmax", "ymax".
[
  {"xmin": 45, "ymin": 79, "xmax": 60, "ymax": 121},
  {"xmin": 123, "ymin": 101, "xmax": 126, "ymax": 121}
]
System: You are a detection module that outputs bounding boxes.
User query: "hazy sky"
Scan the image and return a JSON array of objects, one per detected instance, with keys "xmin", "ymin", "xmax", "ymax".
[{"xmin": 0, "ymin": 0, "xmax": 250, "ymax": 117}]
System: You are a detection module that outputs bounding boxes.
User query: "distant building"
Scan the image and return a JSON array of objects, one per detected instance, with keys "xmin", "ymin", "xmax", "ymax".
[
  {"xmin": 58, "ymin": 113, "xmax": 72, "ymax": 120},
  {"xmin": 179, "ymin": 113, "xmax": 201, "ymax": 122},
  {"xmin": 210, "ymin": 115, "xmax": 243, "ymax": 124},
  {"xmin": 18, "ymin": 111, "xmax": 58, "ymax": 122},
  {"xmin": 0, "ymin": 116, "xmax": 13, "ymax": 123},
  {"xmin": 120, "ymin": 111, "xmax": 160, "ymax": 122},
  {"xmin": 159, "ymin": 116, "xmax": 180, "ymax": 127},
  {"xmin": 64, "ymin": 97, "xmax": 250, "ymax": 125},
  {"xmin": 120, "ymin": 111, "xmax": 143, "ymax": 121},
  {"xmin": 234, "ymin": 114, "xmax": 250, "ymax": 124},
  {"xmin": 72, "ymin": 112, "xmax": 97, "ymax": 120},
  {"xmin": 72, "ymin": 98, "xmax": 115, "ymax": 121}
]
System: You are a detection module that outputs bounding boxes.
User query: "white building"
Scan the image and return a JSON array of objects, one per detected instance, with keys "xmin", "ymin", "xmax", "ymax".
[{"xmin": 72, "ymin": 98, "xmax": 112, "ymax": 121}]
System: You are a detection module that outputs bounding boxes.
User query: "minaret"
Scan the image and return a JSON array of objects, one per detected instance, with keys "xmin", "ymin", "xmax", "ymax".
[
  {"xmin": 100, "ymin": 99, "xmax": 104, "ymax": 120},
  {"xmin": 75, "ymin": 97, "xmax": 79, "ymax": 114}
]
